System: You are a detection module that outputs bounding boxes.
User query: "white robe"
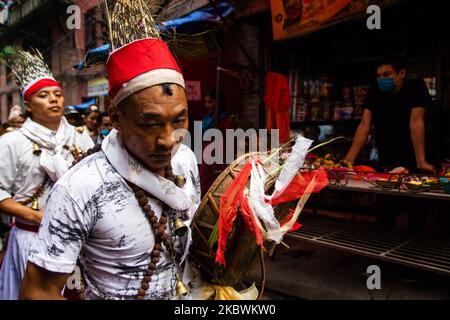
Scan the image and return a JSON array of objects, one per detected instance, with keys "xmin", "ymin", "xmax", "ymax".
[{"xmin": 0, "ymin": 123, "xmax": 93, "ymax": 300}]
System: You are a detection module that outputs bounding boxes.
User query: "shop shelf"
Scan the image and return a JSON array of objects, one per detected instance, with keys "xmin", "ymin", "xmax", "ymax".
[{"xmin": 287, "ymin": 214, "xmax": 450, "ymax": 276}]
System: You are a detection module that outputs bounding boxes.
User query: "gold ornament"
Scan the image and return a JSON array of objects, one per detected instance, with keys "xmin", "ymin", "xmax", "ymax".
[
  {"xmin": 31, "ymin": 197, "xmax": 39, "ymax": 211},
  {"xmin": 174, "ymin": 175, "xmax": 186, "ymax": 188},
  {"xmin": 173, "ymin": 214, "xmax": 188, "ymax": 237},
  {"xmin": 71, "ymin": 144, "xmax": 83, "ymax": 158},
  {"xmin": 32, "ymin": 143, "xmax": 42, "ymax": 156},
  {"xmin": 175, "ymin": 274, "xmax": 189, "ymax": 296}
]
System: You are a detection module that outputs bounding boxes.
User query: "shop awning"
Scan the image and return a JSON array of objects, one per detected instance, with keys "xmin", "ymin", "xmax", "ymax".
[
  {"xmin": 74, "ymin": 2, "xmax": 234, "ymax": 70},
  {"xmin": 161, "ymin": 2, "xmax": 234, "ymax": 33},
  {"xmin": 0, "ymin": 1, "xmax": 21, "ymax": 25},
  {"xmin": 67, "ymin": 98, "xmax": 96, "ymax": 110},
  {"xmin": 74, "ymin": 44, "xmax": 110, "ymax": 70}
]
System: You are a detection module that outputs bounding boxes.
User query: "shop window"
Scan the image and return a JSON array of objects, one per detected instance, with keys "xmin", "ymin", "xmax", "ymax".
[
  {"xmin": 7, "ymin": 94, "xmax": 12, "ymax": 108},
  {"xmin": 85, "ymin": 8, "xmax": 99, "ymax": 52},
  {"xmin": 423, "ymin": 77, "xmax": 437, "ymax": 99},
  {"xmin": 6, "ymin": 66, "xmax": 13, "ymax": 84}
]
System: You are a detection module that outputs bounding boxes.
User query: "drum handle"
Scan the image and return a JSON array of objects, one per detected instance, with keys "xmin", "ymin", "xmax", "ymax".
[{"xmin": 257, "ymin": 247, "xmax": 266, "ymax": 300}]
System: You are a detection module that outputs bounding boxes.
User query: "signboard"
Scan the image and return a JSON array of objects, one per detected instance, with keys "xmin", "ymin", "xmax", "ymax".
[
  {"xmin": 87, "ymin": 77, "xmax": 108, "ymax": 97},
  {"xmin": 185, "ymin": 80, "xmax": 202, "ymax": 101},
  {"xmin": 270, "ymin": 0, "xmax": 400, "ymax": 41}
]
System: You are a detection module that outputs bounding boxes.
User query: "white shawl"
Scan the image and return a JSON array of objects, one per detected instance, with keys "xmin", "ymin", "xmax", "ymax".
[{"xmin": 21, "ymin": 117, "xmax": 78, "ymax": 181}]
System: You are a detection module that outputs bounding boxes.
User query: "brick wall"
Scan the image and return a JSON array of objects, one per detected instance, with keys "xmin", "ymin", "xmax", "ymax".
[
  {"xmin": 0, "ymin": 0, "xmax": 104, "ymax": 111},
  {"xmin": 50, "ymin": 17, "xmax": 86, "ymax": 106},
  {"xmin": 0, "ymin": 65, "xmax": 21, "ymax": 123},
  {"xmin": 74, "ymin": 0, "xmax": 102, "ymax": 54},
  {"xmin": 48, "ymin": 0, "xmax": 103, "ymax": 106}
]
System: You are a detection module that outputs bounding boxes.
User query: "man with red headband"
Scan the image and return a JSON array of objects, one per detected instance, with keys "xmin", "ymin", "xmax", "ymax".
[
  {"xmin": 21, "ymin": 1, "xmax": 201, "ymax": 300},
  {"xmin": 0, "ymin": 48, "xmax": 94, "ymax": 299}
]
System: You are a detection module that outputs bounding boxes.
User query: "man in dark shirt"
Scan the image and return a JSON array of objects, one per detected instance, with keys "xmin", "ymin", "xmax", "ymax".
[
  {"xmin": 345, "ymin": 57, "xmax": 435, "ymax": 173},
  {"xmin": 345, "ymin": 57, "xmax": 436, "ymax": 234}
]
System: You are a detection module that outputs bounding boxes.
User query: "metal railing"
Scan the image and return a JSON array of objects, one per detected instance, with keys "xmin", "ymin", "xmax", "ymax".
[{"xmin": 287, "ymin": 214, "xmax": 450, "ymax": 276}]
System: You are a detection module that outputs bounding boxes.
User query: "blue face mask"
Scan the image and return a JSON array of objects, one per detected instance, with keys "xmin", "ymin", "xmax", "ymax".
[
  {"xmin": 377, "ymin": 77, "xmax": 396, "ymax": 92},
  {"xmin": 100, "ymin": 129, "xmax": 110, "ymax": 137}
]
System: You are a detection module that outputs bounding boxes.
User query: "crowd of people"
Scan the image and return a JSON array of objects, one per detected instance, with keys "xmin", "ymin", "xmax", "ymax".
[
  {"xmin": 0, "ymin": 0, "xmax": 437, "ymax": 302},
  {"xmin": 0, "ymin": 47, "xmax": 94, "ymax": 299},
  {"xmin": 0, "ymin": 73, "xmax": 119, "ymax": 299},
  {"xmin": 1, "ymin": 103, "xmax": 113, "ymax": 145},
  {"xmin": 0, "ymin": 5, "xmax": 241, "ymax": 297}
]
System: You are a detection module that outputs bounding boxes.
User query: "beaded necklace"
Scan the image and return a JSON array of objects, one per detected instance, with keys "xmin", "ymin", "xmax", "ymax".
[{"xmin": 129, "ymin": 179, "xmax": 178, "ymax": 299}]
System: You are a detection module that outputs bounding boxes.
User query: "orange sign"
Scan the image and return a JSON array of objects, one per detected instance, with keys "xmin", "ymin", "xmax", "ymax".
[{"xmin": 270, "ymin": 0, "xmax": 357, "ymax": 40}]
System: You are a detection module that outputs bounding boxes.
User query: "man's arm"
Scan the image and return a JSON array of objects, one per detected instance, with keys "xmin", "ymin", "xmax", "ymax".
[
  {"xmin": 20, "ymin": 262, "xmax": 70, "ymax": 300},
  {"xmin": 0, "ymin": 199, "xmax": 42, "ymax": 225},
  {"xmin": 25, "ymin": 184, "xmax": 90, "ymax": 300},
  {"xmin": 345, "ymin": 109, "xmax": 372, "ymax": 164},
  {"xmin": 0, "ymin": 136, "xmax": 43, "ymax": 224},
  {"xmin": 410, "ymin": 107, "xmax": 436, "ymax": 174}
]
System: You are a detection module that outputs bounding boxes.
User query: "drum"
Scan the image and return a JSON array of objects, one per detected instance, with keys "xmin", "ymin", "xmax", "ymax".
[{"xmin": 190, "ymin": 151, "xmax": 297, "ymax": 286}]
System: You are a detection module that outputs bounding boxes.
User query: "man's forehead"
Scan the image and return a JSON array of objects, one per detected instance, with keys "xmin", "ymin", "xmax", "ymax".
[
  {"xmin": 37, "ymin": 86, "xmax": 63, "ymax": 93},
  {"xmin": 126, "ymin": 102, "xmax": 186, "ymax": 122},
  {"xmin": 117, "ymin": 85, "xmax": 186, "ymax": 118},
  {"xmin": 377, "ymin": 64, "xmax": 394, "ymax": 72},
  {"xmin": 140, "ymin": 103, "xmax": 187, "ymax": 117},
  {"xmin": 134, "ymin": 85, "xmax": 183, "ymax": 100}
]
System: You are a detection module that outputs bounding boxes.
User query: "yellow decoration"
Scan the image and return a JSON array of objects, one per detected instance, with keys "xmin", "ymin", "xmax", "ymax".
[
  {"xmin": 175, "ymin": 274, "xmax": 189, "ymax": 296},
  {"xmin": 31, "ymin": 197, "xmax": 40, "ymax": 211},
  {"xmin": 32, "ymin": 143, "xmax": 42, "ymax": 156},
  {"xmin": 194, "ymin": 282, "xmax": 259, "ymax": 300}
]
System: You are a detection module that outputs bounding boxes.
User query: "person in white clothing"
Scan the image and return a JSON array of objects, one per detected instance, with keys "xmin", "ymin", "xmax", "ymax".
[
  {"xmin": 25, "ymin": 132, "xmax": 201, "ymax": 300},
  {"xmin": 21, "ymin": 0, "xmax": 202, "ymax": 300},
  {"xmin": 7, "ymin": 105, "xmax": 26, "ymax": 129},
  {"xmin": 0, "ymin": 48, "xmax": 94, "ymax": 300}
]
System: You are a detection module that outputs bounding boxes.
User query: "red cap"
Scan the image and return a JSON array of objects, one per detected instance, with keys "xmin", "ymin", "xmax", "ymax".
[
  {"xmin": 107, "ymin": 38, "xmax": 185, "ymax": 105},
  {"xmin": 23, "ymin": 78, "xmax": 62, "ymax": 102}
]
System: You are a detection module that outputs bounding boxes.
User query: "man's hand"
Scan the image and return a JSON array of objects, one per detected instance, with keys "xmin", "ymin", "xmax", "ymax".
[
  {"xmin": 410, "ymin": 108, "xmax": 434, "ymax": 174},
  {"xmin": 27, "ymin": 209, "xmax": 43, "ymax": 225},
  {"xmin": 343, "ymin": 157, "xmax": 355, "ymax": 165},
  {"xmin": 417, "ymin": 161, "xmax": 437, "ymax": 175},
  {"xmin": 0, "ymin": 199, "xmax": 43, "ymax": 225}
]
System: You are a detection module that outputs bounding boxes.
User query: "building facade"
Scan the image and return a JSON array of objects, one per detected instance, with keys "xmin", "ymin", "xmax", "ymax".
[
  {"xmin": 0, "ymin": 0, "xmax": 264, "ymax": 128},
  {"xmin": 0, "ymin": 0, "xmax": 105, "ymax": 123}
]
